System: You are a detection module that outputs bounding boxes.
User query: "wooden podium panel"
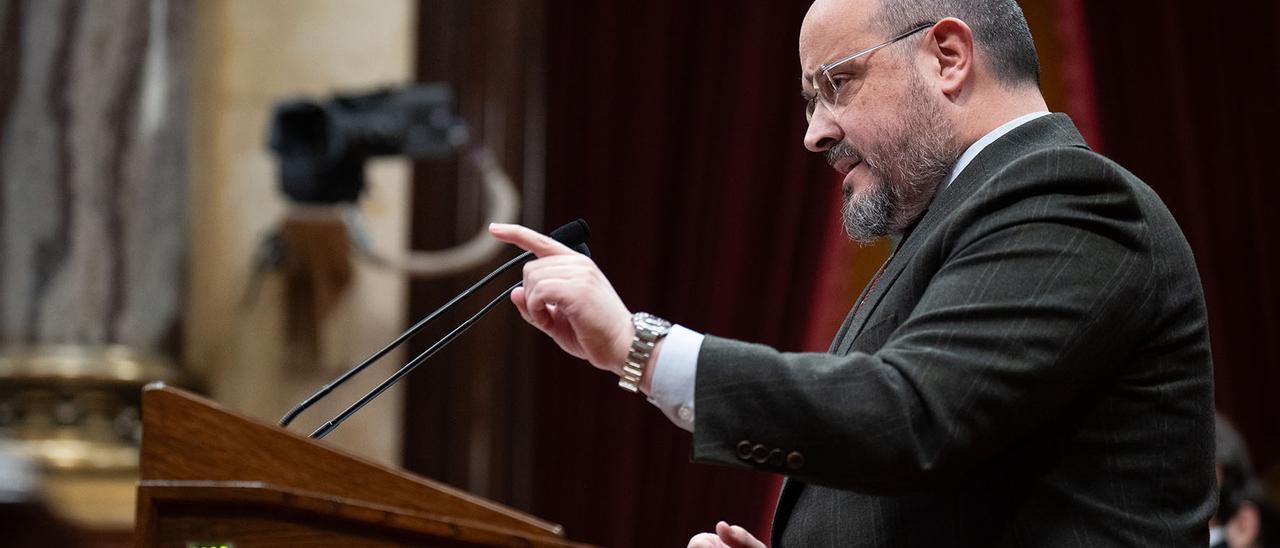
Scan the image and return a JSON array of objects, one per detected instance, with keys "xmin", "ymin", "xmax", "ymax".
[{"xmin": 135, "ymin": 383, "xmax": 591, "ymax": 547}]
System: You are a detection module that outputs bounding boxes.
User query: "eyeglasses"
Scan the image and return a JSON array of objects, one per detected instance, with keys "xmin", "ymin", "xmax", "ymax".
[{"xmin": 805, "ymin": 22, "xmax": 936, "ymax": 122}]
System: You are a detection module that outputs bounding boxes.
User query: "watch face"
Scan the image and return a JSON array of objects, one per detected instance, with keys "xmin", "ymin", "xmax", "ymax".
[{"xmin": 635, "ymin": 313, "xmax": 672, "ymax": 334}]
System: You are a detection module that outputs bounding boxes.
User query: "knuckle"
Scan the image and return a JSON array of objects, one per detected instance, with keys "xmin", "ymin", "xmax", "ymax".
[{"xmin": 540, "ymin": 279, "xmax": 565, "ymax": 298}]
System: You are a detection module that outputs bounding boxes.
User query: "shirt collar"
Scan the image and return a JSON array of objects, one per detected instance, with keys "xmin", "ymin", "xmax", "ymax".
[
  {"xmin": 945, "ymin": 111, "xmax": 1050, "ymax": 187},
  {"xmin": 1208, "ymin": 526, "xmax": 1225, "ymax": 546}
]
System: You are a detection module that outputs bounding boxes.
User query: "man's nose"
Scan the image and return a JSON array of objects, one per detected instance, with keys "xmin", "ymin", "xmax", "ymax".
[{"xmin": 803, "ymin": 109, "xmax": 842, "ymax": 153}]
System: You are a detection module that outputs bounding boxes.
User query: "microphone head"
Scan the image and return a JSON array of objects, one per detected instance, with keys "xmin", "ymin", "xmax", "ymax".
[{"xmin": 548, "ymin": 219, "xmax": 591, "ymax": 253}]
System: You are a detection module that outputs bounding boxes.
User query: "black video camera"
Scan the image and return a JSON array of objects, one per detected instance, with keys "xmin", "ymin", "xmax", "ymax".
[{"xmin": 267, "ymin": 84, "xmax": 468, "ymax": 204}]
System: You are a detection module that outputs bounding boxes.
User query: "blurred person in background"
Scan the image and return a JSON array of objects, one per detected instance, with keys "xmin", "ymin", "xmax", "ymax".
[{"xmin": 1214, "ymin": 414, "xmax": 1280, "ymax": 548}]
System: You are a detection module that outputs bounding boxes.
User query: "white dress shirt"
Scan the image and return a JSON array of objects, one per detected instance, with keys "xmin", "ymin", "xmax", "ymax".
[{"xmin": 647, "ymin": 111, "xmax": 1051, "ymax": 432}]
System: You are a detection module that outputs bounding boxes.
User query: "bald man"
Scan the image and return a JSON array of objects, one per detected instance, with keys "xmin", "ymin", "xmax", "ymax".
[{"xmin": 491, "ymin": 0, "xmax": 1215, "ymax": 545}]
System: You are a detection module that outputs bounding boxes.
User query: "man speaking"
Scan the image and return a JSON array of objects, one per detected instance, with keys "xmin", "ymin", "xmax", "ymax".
[{"xmin": 490, "ymin": 0, "xmax": 1215, "ymax": 545}]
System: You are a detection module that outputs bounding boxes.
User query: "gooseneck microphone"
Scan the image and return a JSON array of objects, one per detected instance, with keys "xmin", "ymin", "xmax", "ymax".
[
  {"xmin": 279, "ymin": 219, "xmax": 591, "ymax": 435},
  {"xmin": 310, "ymin": 281, "xmax": 521, "ymax": 438}
]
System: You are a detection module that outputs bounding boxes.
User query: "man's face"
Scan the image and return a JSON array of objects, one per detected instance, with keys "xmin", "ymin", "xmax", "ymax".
[{"xmin": 799, "ymin": 0, "xmax": 960, "ymax": 243}]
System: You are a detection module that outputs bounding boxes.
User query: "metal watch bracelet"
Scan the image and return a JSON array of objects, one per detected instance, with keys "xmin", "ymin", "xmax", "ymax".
[{"xmin": 618, "ymin": 312, "xmax": 672, "ymax": 393}]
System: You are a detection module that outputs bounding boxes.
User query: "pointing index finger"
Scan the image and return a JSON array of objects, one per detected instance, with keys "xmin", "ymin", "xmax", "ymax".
[{"xmin": 488, "ymin": 223, "xmax": 575, "ymax": 257}]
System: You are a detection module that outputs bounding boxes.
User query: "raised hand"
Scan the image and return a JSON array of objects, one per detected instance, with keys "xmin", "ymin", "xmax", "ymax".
[
  {"xmin": 488, "ymin": 223, "xmax": 634, "ymax": 375},
  {"xmin": 687, "ymin": 521, "xmax": 767, "ymax": 548}
]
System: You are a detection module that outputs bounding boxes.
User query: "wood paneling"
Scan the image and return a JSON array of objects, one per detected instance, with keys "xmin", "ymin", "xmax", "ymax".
[{"xmin": 404, "ymin": 0, "xmax": 546, "ymax": 510}]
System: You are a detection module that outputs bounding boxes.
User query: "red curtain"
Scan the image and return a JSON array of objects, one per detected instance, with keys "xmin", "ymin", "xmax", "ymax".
[
  {"xmin": 532, "ymin": 1, "xmax": 837, "ymax": 545},
  {"xmin": 1081, "ymin": 1, "xmax": 1280, "ymax": 474}
]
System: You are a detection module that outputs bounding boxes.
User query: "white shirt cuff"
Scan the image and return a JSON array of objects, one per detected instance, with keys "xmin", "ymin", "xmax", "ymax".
[{"xmin": 646, "ymin": 324, "xmax": 703, "ymax": 432}]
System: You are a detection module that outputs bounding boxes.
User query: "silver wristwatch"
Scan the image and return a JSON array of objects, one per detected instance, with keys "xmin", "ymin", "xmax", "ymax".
[{"xmin": 618, "ymin": 312, "xmax": 672, "ymax": 393}]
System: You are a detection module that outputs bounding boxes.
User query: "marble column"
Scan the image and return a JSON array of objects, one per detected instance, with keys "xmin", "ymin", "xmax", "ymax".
[{"xmin": 1, "ymin": 0, "xmax": 190, "ymax": 350}]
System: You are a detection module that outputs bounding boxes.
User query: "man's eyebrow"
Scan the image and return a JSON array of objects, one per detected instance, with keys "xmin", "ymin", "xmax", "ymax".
[{"xmin": 800, "ymin": 73, "xmax": 817, "ymax": 99}]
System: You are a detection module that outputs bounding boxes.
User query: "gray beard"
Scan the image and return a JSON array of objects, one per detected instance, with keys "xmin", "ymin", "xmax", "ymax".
[{"xmin": 834, "ymin": 83, "xmax": 959, "ymax": 244}]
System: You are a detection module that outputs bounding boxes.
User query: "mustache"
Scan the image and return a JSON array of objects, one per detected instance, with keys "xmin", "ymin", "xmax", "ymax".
[{"xmin": 826, "ymin": 141, "xmax": 861, "ymax": 169}]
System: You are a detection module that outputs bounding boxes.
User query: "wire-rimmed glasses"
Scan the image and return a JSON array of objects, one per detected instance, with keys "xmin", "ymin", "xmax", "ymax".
[{"xmin": 805, "ymin": 22, "xmax": 936, "ymax": 121}]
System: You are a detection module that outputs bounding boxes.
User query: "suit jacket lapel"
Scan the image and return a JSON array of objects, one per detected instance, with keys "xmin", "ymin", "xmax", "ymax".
[
  {"xmin": 835, "ymin": 114, "xmax": 1088, "ymax": 355},
  {"xmin": 771, "ymin": 477, "xmax": 804, "ymax": 545},
  {"xmin": 827, "ymin": 285, "xmax": 869, "ymax": 352}
]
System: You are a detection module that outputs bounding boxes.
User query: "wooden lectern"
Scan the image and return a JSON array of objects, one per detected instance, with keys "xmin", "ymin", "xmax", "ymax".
[{"xmin": 135, "ymin": 383, "xmax": 592, "ymax": 547}]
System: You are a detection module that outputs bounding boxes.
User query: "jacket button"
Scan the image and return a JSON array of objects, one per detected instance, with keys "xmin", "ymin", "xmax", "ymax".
[
  {"xmin": 736, "ymin": 441, "xmax": 753, "ymax": 460},
  {"xmin": 767, "ymin": 448, "xmax": 784, "ymax": 467},
  {"xmin": 751, "ymin": 444, "xmax": 769, "ymax": 463},
  {"xmin": 677, "ymin": 405, "xmax": 694, "ymax": 423},
  {"xmin": 786, "ymin": 451, "xmax": 805, "ymax": 470}
]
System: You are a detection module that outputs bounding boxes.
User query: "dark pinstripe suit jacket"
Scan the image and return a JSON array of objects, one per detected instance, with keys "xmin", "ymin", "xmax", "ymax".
[{"xmin": 692, "ymin": 114, "xmax": 1215, "ymax": 546}]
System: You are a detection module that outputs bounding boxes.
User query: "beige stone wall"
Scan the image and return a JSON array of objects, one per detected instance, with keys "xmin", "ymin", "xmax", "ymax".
[{"xmin": 186, "ymin": 0, "xmax": 415, "ymax": 465}]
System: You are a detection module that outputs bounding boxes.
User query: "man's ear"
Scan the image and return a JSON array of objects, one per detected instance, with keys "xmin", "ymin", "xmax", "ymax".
[
  {"xmin": 924, "ymin": 17, "xmax": 975, "ymax": 100},
  {"xmin": 1226, "ymin": 501, "xmax": 1261, "ymax": 547}
]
